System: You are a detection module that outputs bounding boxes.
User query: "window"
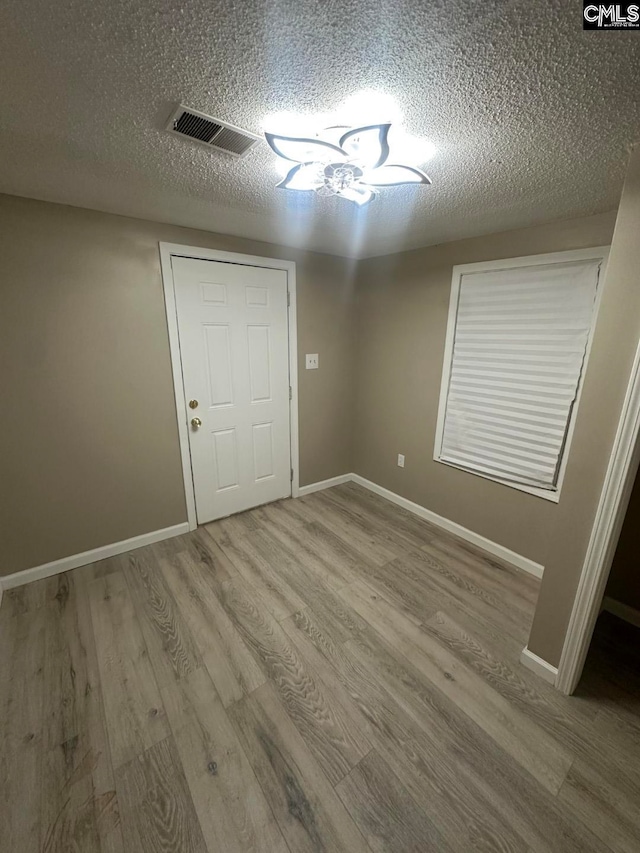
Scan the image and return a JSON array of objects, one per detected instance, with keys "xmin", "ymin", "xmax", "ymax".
[{"xmin": 434, "ymin": 248, "xmax": 609, "ymax": 502}]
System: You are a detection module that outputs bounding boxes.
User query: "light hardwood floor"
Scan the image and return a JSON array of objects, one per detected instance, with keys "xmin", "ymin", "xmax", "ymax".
[{"xmin": 2, "ymin": 482, "xmax": 640, "ymax": 851}]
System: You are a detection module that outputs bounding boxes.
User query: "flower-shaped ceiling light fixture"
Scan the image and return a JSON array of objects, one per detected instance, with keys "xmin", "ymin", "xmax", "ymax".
[{"xmin": 264, "ymin": 122, "xmax": 431, "ymax": 207}]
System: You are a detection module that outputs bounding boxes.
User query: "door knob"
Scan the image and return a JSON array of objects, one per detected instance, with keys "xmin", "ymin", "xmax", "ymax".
[{"xmin": 191, "ymin": 417, "xmax": 202, "ymax": 429}]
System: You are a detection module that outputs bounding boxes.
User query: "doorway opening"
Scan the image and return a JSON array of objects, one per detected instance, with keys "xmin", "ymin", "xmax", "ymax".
[{"xmin": 556, "ymin": 339, "xmax": 640, "ymax": 693}]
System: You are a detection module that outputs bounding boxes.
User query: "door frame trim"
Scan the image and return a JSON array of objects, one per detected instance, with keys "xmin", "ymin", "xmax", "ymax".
[
  {"xmin": 159, "ymin": 242, "xmax": 299, "ymax": 530},
  {"xmin": 555, "ymin": 335, "xmax": 640, "ymax": 693}
]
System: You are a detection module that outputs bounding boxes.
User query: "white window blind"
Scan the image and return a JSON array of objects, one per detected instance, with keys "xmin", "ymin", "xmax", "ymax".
[{"xmin": 437, "ymin": 259, "xmax": 602, "ymax": 493}]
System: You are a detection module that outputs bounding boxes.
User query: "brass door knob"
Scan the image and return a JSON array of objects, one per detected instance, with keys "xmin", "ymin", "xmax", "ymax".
[{"xmin": 191, "ymin": 417, "xmax": 202, "ymax": 428}]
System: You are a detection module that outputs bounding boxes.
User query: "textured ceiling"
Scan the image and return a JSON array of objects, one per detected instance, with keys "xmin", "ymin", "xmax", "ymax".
[{"xmin": 0, "ymin": 0, "xmax": 639, "ymax": 258}]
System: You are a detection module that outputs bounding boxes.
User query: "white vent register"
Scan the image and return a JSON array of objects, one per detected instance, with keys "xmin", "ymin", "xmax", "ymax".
[
  {"xmin": 435, "ymin": 250, "xmax": 607, "ymax": 500},
  {"xmin": 166, "ymin": 105, "xmax": 261, "ymax": 158}
]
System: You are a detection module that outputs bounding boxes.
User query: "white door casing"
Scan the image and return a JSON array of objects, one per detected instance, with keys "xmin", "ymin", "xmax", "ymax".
[{"xmin": 169, "ymin": 253, "xmax": 294, "ymax": 524}]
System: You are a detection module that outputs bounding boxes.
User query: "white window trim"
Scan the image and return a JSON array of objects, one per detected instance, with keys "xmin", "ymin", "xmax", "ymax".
[{"xmin": 434, "ymin": 246, "xmax": 610, "ymax": 503}]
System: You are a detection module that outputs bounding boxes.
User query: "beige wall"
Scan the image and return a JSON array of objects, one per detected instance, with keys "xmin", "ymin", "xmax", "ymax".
[
  {"xmin": 353, "ymin": 211, "xmax": 616, "ymax": 568},
  {"xmin": 606, "ymin": 469, "xmax": 640, "ymax": 612},
  {"xmin": 4, "ymin": 158, "xmax": 639, "ymax": 669},
  {"xmin": 354, "ymin": 149, "xmax": 640, "ymax": 668},
  {"xmin": 528, "ymin": 147, "xmax": 640, "ymax": 663},
  {"xmin": 0, "ymin": 194, "xmax": 355, "ymax": 576}
]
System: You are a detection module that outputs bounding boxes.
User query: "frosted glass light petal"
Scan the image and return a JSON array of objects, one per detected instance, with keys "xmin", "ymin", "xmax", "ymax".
[
  {"xmin": 339, "ymin": 186, "xmax": 375, "ymax": 206},
  {"xmin": 318, "ymin": 125, "xmax": 350, "ymax": 147},
  {"xmin": 265, "ymin": 133, "xmax": 346, "ymax": 164},
  {"xmin": 363, "ymin": 164, "xmax": 431, "ymax": 186},
  {"xmin": 339, "ymin": 124, "xmax": 391, "ymax": 169},
  {"xmin": 277, "ymin": 163, "xmax": 325, "ymax": 191}
]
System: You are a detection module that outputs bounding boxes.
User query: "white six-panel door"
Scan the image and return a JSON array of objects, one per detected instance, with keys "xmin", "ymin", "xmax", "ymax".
[{"xmin": 172, "ymin": 256, "xmax": 291, "ymax": 523}]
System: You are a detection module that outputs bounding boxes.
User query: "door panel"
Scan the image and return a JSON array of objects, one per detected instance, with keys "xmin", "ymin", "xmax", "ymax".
[
  {"xmin": 247, "ymin": 325, "xmax": 272, "ymax": 402},
  {"xmin": 212, "ymin": 428, "xmax": 239, "ymax": 490},
  {"xmin": 172, "ymin": 257, "xmax": 291, "ymax": 523},
  {"xmin": 252, "ymin": 421, "xmax": 274, "ymax": 481},
  {"xmin": 204, "ymin": 324, "xmax": 233, "ymax": 406}
]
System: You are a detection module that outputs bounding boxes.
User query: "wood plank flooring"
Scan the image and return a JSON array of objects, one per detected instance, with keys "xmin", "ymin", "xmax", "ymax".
[{"xmin": 2, "ymin": 482, "xmax": 640, "ymax": 852}]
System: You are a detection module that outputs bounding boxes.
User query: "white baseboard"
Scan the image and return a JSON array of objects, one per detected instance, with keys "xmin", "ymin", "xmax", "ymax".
[
  {"xmin": 520, "ymin": 646, "xmax": 558, "ymax": 685},
  {"xmin": 297, "ymin": 473, "xmax": 353, "ymax": 497},
  {"xmin": 602, "ymin": 596, "xmax": 640, "ymax": 629},
  {"xmin": 296, "ymin": 472, "xmax": 543, "ymax": 579},
  {"xmin": 3, "ymin": 469, "xmax": 544, "ymax": 593},
  {"xmin": 0, "ymin": 522, "xmax": 190, "ymax": 591},
  {"xmin": 350, "ymin": 474, "xmax": 544, "ymax": 579}
]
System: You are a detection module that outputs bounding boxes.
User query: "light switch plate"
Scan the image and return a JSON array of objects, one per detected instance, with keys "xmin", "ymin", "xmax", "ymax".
[
  {"xmin": 397, "ymin": 454, "xmax": 405, "ymax": 468},
  {"xmin": 306, "ymin": 353, "xmax": 319, "ymax": 370}
]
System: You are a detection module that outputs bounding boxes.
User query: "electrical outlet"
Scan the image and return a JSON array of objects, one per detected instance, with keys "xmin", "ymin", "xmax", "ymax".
[
  {"xmin": 305, "ymin": 353, "xmax": 319, "ymax": 370},
  {"xmin": 397, "ymin": 454, "xmax": 405, "ymax": 468}
]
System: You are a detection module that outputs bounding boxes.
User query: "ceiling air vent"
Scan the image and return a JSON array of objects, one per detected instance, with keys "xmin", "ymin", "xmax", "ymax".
[{"xmin": 166, "ymin": 105, "xmax": 261, "ymax": 158}]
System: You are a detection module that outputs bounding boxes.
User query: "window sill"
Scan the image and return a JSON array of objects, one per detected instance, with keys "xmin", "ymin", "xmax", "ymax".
[{"xmin": 434, "ymin": 456, "xmax": 562, "ymax": 503}]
